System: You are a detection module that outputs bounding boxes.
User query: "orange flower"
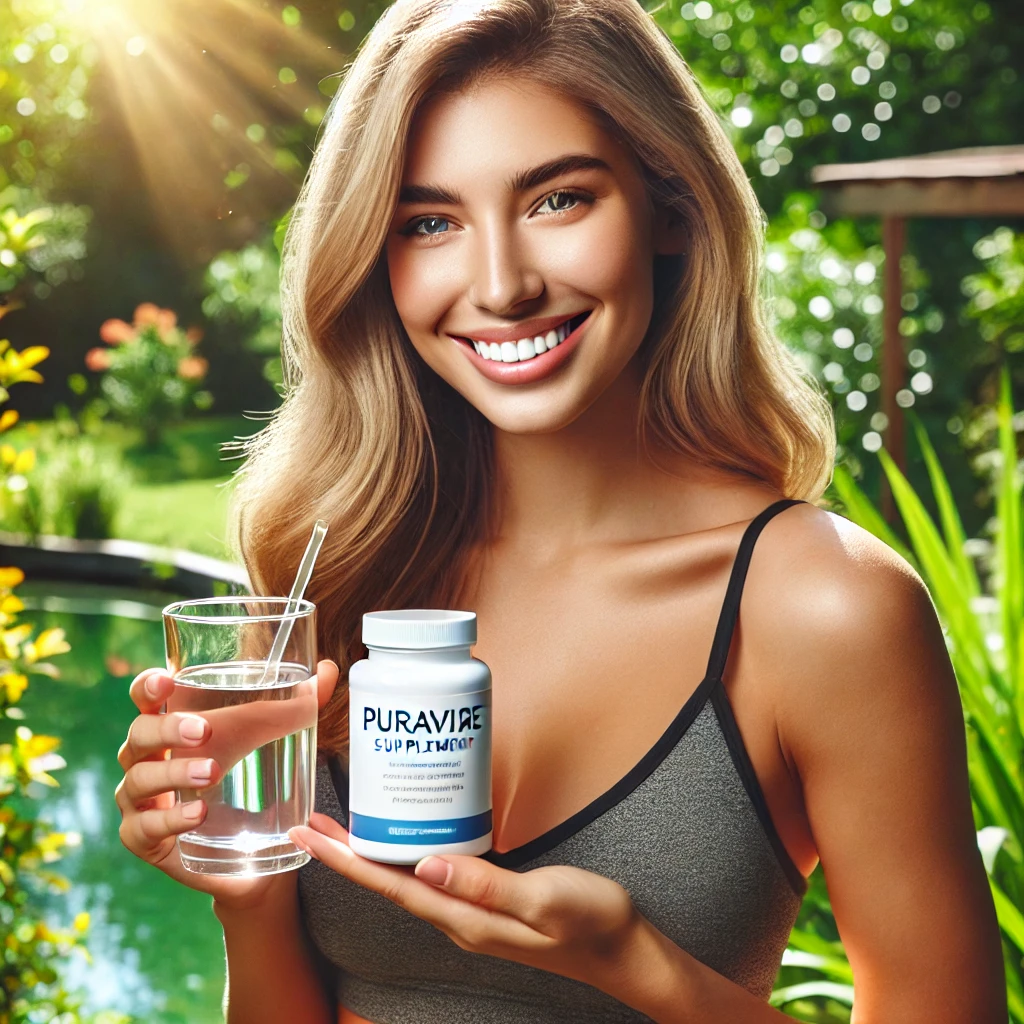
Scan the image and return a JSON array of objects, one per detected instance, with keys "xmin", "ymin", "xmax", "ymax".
[
  {"xmin": 99, "ymin": 318, "xmax": 136, "ymax": 344},
  {"xmin": 85, "ymin": 347, "xmax": 112, "ymax": 371},
  {"xmin": 133, "ymin": 302, "xmax": 161, "ymax": 327},
  {"xmin": 105, "ymin": 654, "xmax": 132, "ymax": 677},
  {"xmin": 155, "ymin": 308, "xmax": 178, "ymax": 336},
  {"xmin": 185, "ymin": 326, "xmax": 204, "ymax": 346},
  {"xmin": 177, "ymin": 356, "xmax": 208, "ymax": 380}
]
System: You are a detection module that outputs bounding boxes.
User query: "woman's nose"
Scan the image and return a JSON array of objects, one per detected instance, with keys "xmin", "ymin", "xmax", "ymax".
[{"xmin": 466, "ymin": 223, "xmax": 543, "ymax": 314}]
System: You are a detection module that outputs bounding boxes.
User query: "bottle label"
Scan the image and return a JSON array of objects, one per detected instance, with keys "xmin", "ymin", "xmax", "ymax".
[{"xmin": 348, "ymin": 688, "xmax": 491, "ymax": 845}]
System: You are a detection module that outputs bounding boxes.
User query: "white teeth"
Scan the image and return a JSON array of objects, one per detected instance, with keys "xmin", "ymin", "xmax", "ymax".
[{"xmin": 466, "ymin": 316, "xmax": 585, "ymax": 363}]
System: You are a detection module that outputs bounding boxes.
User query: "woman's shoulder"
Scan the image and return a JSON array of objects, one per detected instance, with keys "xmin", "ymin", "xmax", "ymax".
[
  {"xmin": 751, "ymin": 500, "xmax": 929, "ymax": 629},
  {"xmin": 743, "ymin": 500, "xmax": 957, "ymax": 754}
]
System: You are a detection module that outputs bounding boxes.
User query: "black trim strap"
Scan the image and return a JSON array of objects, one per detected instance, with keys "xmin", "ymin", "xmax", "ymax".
[
  {"xmin": 704, "ymin": 499, "xmax": 806, "ymax": 683},
  {"xmin": 711, "ymin": 682, "xmax": 807, "ymax": 895}
]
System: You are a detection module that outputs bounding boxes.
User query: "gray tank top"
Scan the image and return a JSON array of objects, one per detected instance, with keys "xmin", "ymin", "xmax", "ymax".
[{"xmin": 298, "ymin": 498, "xmax": 808, "ymax": 1022}]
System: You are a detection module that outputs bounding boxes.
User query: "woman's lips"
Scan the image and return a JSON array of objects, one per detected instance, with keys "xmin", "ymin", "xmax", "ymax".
[{"xmin": 452, "ymin": 312, "xmax": 592, "ymax": 385}]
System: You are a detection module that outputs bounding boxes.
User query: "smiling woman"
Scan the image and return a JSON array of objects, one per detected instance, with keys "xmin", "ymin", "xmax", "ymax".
[{"xmin": 111, "ymin": 1, "xmax": 1004, "ymax": 1023}]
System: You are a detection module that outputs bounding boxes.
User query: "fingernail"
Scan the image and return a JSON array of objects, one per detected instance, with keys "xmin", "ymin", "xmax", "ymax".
[
  {"xmin": 187, "ymin": 759, "xmax": 214, "ymax": 784},
  {"xmin": 415, "ymin": 856, "xmax": 452, "ymax": 887},
  {"xmin": 181, "ymin": 800, "xmax": 204, "ymax": 820},
  {"xmin": 179, "ymin": 716, "xmax": 206, "ymax": 742},
  {"xmin": 144, "ymin": 675, "xmax": 165, "ymax": 699}
]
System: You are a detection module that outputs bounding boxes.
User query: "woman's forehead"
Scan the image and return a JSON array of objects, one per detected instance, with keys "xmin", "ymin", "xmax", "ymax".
[{"xmin": 402, "ymin": 78, "xmax": 623, "ymax": 182}]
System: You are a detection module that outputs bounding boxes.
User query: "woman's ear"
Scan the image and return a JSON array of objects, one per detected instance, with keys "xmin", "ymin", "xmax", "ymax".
[{"xmin": 653, "ymin": 206, "xmax": 686, "ymax": 256}]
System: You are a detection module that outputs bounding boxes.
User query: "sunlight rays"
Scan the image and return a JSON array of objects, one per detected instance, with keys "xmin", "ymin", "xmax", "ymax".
[{"xmin": 61, "ymin": 0, "xmax": 344, "ymax": 254}]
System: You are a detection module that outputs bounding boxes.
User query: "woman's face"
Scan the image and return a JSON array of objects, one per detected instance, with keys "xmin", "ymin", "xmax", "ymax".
[{"xmin": 385, "ymin": 76, "xmax": 682, "ymax": 435}]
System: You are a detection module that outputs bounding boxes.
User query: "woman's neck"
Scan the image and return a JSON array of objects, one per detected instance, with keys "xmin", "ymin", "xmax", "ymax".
[{"xmin": 489, "ymin": 364, "xmax": 742, "ymax": 558}]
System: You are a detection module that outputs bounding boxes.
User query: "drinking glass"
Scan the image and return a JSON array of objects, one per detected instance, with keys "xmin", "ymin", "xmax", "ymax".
[{"xmin": 162, "ymin": 597, "xmax": 318, "ymax": 876}]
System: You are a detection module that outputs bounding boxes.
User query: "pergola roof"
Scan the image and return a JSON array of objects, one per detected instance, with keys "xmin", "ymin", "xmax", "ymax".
[{"xmin": 812, "ymin": 145, "xmax": 1024, "ymax": 217}]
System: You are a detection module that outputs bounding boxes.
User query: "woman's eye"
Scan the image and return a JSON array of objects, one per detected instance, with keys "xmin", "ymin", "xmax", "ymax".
[
  {"xmin": 537, "ymin": 190, "xmax": 589, "ymax": 215},
  {"xmin": 406, "ymin": 216, "xmax": 449, "ymax": 237}
]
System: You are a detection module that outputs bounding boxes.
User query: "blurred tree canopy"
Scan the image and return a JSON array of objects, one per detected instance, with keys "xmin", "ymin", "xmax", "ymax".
[
  {"xmin": 0, "ymin": 0, "xmax": 1021, "ymax": 529},
  {"xmin": 0, "ymin": 0, "xmax": 93, "ymax": 302}
]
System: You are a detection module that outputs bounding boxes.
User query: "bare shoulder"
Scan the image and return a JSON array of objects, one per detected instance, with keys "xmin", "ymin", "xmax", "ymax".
[
  {"xmin": 741, "ymin": 501, "xmax": 959, "ymax": 759},
  {"xmin": 749, "ymin": 499, "xmax": 933, "ymax": 626}
]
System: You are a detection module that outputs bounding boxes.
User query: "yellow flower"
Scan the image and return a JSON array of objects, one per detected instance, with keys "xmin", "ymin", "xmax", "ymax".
[
  {"xmin": 0, "ymin": 344, "xmax": 48, "ymax": 386},
  {"xmin": 1, "ymin": 673, "xmax": 27, "ymax": 703},
  {"xmin": 0, "ymin": 567, "xmax": 25, "ymax": 589},
  {"xmin": 11, "ymin": 448, "xmax": 34, "ymax": 474},
  {"xmin": 36, "ymin": 830, "xmax": 70, "ymax": 862},
  {"xmin": 23, "ymin": 628, "xmax": 70, "ymax": 663},
  {"xmin": 74, "ymin": 911, "xmax": 90, "ymax": 933},
  {"xmin": 0, "ymin": 623, "xmax": 32, "ymax": 659},
  {"xmin": 0, "ymin": 409, "xmax": 18, "ymax": 432},
  {"xmin": 1, "ymin": 626, "xmax": 30, "ymax": 662},
  {"xmin": 15, "ymin": 728, "xmax": 65, "ymax": 787}
]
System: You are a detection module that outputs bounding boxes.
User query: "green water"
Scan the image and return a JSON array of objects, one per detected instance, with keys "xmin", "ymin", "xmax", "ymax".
[{"xmin": 15, "ymin": 583, "xmax": 226, "ymax": 1024}]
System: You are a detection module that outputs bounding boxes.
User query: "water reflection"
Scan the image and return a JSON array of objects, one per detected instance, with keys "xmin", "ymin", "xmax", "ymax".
[{"xmin": 17, "ymin": 583, "xmax": 225, "ymax": 1024}]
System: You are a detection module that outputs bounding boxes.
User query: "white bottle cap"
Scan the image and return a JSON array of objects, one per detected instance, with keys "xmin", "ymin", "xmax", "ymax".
[{"xmin": 362, "ymin": 609, "xmax": 477, "ymax": 649}]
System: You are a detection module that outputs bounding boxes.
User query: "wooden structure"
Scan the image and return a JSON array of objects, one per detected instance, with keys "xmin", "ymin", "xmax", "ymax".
[{"xmin": 811, "ymin": 145, "xmax": 1024, "ymax": 519}]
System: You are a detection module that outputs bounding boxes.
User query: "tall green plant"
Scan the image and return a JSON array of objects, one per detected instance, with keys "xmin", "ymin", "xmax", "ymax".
[{"xmin": 773, "ymin": 365, "xmax": 1023, "ymax": 1020}]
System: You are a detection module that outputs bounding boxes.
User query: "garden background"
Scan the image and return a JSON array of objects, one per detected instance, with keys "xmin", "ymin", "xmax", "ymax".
[{"xmin": 0, "ymin": 0, "xmax": 1022, "ymax": 1022}]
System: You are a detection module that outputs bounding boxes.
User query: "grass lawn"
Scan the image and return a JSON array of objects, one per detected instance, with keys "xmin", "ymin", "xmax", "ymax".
[
  {"xmin": 1, "ymin": 416, "xmax": 260, "ymax": 559},
  {"xmin": 116, "ymin": 475, "xmax": 236, "ymax": 560}
]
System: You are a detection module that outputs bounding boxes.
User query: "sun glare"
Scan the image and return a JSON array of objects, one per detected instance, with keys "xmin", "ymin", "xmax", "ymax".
[{"xmin": 58, "ymin": 0, "xmax": 343, "ymax": 255}]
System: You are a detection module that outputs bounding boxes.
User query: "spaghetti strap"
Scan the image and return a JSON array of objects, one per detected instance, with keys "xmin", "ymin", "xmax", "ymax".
[{"xmin": 704, "ymin": 498, "xmax": 806, "ymax": 682}]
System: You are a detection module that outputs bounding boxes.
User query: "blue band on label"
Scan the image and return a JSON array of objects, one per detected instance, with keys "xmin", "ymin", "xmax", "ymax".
[{"xmin": 349, "ymin": 810, "xmax": 493, "ymax": 845}]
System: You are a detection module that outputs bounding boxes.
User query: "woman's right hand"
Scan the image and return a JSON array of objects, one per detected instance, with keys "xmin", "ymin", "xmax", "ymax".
[{"xmin": 115, "ymin": 659, "xmax": 340, "ymax": 912}]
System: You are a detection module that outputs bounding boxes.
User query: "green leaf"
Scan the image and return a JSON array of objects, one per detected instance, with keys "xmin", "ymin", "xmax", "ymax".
[
  {"xmin": 909, "ymin": 410, "xmax": 979, "ymax": 598},
  {"xmin": 770, "ymin": 981, "xmax": 856, "ymax": 1007},
  {"xmin": 992, "ymin": 878, "xmax": 1024, "ymax": 955}
]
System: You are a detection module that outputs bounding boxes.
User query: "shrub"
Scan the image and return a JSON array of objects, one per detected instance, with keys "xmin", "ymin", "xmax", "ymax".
[
  {"xmin": 84, "ymin": 303, "xmax": 213, "ymax": 447},
  {"xmin": 1, "ymin": 437, "xmax": 128, "ymax": 541}
]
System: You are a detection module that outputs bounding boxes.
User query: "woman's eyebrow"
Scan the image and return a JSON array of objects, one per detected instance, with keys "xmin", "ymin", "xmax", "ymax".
[{"xmin": 396, "ymin": 153, "xmax": 612, "ymax": 206}]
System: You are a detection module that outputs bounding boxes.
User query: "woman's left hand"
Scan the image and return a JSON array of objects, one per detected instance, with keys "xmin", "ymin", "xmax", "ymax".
[{"xmin": 289, "ymin": 812, "xmax": 650, "ymax": 992}]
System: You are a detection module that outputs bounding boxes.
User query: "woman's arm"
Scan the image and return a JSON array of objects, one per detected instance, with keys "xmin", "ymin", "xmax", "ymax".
[
  {"xmin": 741, "ymin": 512, "xmax": 1005, "ymax": 1022},
  {"xmin": 214, "ymin": 873, "xmax": 337, "ymax": 1024}
]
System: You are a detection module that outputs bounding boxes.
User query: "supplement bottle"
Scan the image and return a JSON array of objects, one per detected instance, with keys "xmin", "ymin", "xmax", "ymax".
[{"xmin": 348, "ymin": 610, "xmax": 492, "ymax": 864}]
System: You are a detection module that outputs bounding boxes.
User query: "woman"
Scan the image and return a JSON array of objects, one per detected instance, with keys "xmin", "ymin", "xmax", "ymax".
[{"xmin": 114, "ymin": 0, "xmax": 1006, "ymax": 1020}]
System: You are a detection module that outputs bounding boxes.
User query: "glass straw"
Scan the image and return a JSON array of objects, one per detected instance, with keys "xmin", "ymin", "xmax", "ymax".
[{"xmin": 259, "ymin": 519, "xmax": 328, "ymax": 684}]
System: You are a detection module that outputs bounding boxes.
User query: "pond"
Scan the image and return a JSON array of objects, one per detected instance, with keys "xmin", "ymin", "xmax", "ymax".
[{"xmin": 16, "ymin": 581, "xmax": 226, "ymax": 1024}]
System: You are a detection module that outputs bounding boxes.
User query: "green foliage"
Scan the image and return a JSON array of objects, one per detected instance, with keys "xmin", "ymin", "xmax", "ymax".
[
  {"xmin": 645, "ymin": 0, "xmax": 1023, "ymax": 502},
  {"xmin": 650, "ymin": 0, "xmax": 1020, "ymax": 203},
  {"xmin": 777, "ymin": 367, "xmax": 1023, "ymax": 1019},
  {"xmin": 83, "ymin": 303, "xmax": 212, "ymax": 448},
  {"xmin": 1, "ymin": 2, "xmax": 94, "ymax": 300},
  {"xmin": 963, "ymin": 228, "xmax": 1024, "ymax": 357},
  {"xmin": 0, "ymin": 434, "xmax": 128, "ymax": 541},
  {"xmin": 202, "ymin": 239, "xmax": 284, "ymax": 387}
]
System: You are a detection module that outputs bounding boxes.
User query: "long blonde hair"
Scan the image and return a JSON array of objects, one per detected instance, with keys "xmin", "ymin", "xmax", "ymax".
[{"xmin": 231, "ymin": 0, "xmax": 836, "ymax": 756}]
